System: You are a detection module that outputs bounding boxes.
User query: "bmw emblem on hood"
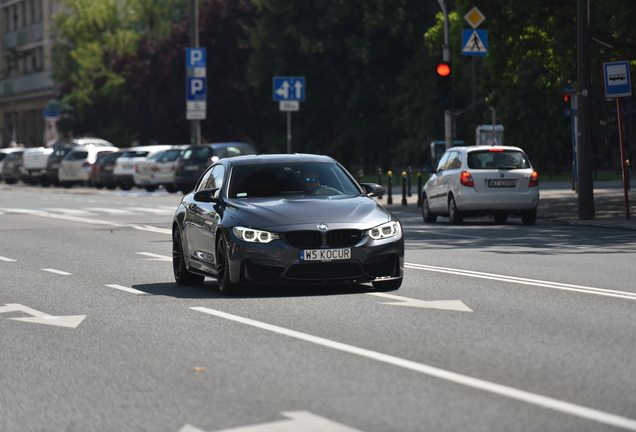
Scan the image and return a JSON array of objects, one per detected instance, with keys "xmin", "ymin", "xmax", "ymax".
[{"xmin": 318, "ymin": 223, "xmax": 328, "ymax": 230}]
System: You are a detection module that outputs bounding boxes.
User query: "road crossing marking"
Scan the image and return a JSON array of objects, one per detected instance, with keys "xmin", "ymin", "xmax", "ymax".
[{"xmin": 191, "ymin": 307, "xmax": 636, "ymax": 431}]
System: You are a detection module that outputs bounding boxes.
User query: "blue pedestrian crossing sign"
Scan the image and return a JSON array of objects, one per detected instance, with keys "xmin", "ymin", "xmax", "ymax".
[
  {"xmin": 273, "ymin": 77, "xmax": 305, "ymax": 101},
  {"xmin": 462, "ymin": 30, "xmax": 488, "ymax": 56},
  {"xmin": 603, "ymin": 61, "xmax": 632, "ymax": 98}
]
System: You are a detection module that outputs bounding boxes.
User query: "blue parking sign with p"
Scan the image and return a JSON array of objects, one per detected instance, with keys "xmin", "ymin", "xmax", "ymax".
[
  {"xmin": 186, "ymin": 48, "xmax": 206, "ymax": 68},
  {"xmin": 187, "ymin": 78, "xmax": 206, "ymax": 101}
]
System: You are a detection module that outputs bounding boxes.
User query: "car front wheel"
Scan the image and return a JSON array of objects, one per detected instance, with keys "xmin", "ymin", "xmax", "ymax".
[
  {"xmin": 173, "ymin": 230, "xmax": 205, "ymax": 286},
  {"xmin": 448, "ymin": 196, "xmax": 464, "ymax": 225},
  {"xmin": 422, "ymin": 195, "xmax": 437, "ymax": 223},
  {"xmin": 216, "ymin": 235, "xmax": 237, "ymax": 295}
]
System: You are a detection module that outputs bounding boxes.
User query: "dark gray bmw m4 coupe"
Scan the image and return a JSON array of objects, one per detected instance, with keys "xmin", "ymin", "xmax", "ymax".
[{"xmin": 172, "ymin": 153, "xmax": 404, "ymax": 295}]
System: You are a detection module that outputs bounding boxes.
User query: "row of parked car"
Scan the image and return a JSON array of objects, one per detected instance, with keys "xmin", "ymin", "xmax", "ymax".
[{"xmin": 0, "ymin": 138, "xmax": 258, "ymax": 194}]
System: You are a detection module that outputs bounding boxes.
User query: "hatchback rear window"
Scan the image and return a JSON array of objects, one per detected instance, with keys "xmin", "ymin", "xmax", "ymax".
[
  {"xmin": 66, "ymin": 151, "xmax": 89, "ymax": 160},
  {"xmin": 467, "ymin": 150, "xmax": 531, "ymax": 169}
]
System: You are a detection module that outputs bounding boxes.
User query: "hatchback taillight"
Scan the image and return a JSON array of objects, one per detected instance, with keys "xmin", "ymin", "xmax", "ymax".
[
  {"xmin": 82, "ymin": 161, "xmax": 91, "ymax": 168},
  {"xmin": 529, "ymin": 171, "xmax": 539, "ymax": 187},
  {"xmin": 460, "ymin": 171, "xmax": 474, "ymax": 187}
]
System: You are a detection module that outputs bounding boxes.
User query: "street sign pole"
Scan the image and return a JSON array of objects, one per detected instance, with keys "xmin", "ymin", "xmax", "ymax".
[
  {"xmin": 616, "ymin": 97, "xmax": 630, "ymax": 220},
  {"xmin": 287, "ymin": 111, "xmax": 292, "ymax": 154},
  {"xmin": 273, "ymin": 77, "xmax": 305, "ymax": 154}
]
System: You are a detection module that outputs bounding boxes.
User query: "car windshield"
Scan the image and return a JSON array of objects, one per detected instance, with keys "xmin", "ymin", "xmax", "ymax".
[
  {"xmin": 121, "ymin": 151, "xmax": 150, "ymax": 158},
  {"xmin": 149, "ymin": 149, "xmax": 183, "ymax": 162},
  {"xmin": 467, "ymin": 150, "xmax": 531, "ymax": 169},
  {"xmin": 228, "ymin": 162, "xmax": 361, "ymax": 199}
]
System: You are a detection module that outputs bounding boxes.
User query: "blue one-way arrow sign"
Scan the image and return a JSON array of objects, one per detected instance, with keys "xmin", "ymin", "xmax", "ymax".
[{"xmin": 273, "ymin": 77, "xmax": 305, "ymax": 101}]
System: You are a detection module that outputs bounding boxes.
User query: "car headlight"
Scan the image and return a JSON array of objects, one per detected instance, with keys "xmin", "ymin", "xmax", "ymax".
[
  {"xmin": 367, "ymin": 221, "xmax": 400, "ymax": 240},
  {"xmin": 232, "ymin": 226, "xmax": 279, "ymax": 243}
]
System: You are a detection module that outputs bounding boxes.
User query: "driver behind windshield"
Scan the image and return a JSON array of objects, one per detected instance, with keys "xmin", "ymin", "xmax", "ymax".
[{"xmin": 302, "ymin": 172, "xmax": 321, "ymax": 194}]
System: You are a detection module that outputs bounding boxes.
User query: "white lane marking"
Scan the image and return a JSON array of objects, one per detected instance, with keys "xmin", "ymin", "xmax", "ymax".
[
  {"xmin": 132, "ymin": 225, "xmax": 172, "ymax": 234},
  {"xmin": 191, "ymin": 307, "xmax": 636, "ymax": 431},
  {"xmin": 405, "ymin": 263, "xmax": 636, "ymax": 301},
  {"xmin": 42, "ymin": 268, "xmax": 72, "ymax": 275},
  {"xmin": 600, "ymin": 233, "xmax": 636, "ymax": 239},
  {"xmin": 0, "ymin": 256, "xmax": 16, "ymax": 262},
  {"xmin": 84, "ymin": 207, "xmax": 139, "ymax": 215},
  {"xmin": 136, "ymin": 252, "xmax": 171, "ymax": 261},
  {"xmin": 105, "ymin": 284, "xmax": 148, "ymax": 295},
  {"xmin": 367, "ymin": 292, "xmax": 472, "ymax": 312},
  {"xmin": 127, "ymin": 207, "xmax": 175, "ymax": 215},
  {"xmin": 183, "ymin": 411, "xmax": 364, "ymax": 432},
  {"xmin": 43, "ymin": 208, "xmax": 97, "ymax": 217}
]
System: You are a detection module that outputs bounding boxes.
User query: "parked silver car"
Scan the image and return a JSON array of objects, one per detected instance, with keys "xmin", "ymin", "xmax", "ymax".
[{"xmin": 421, "ymin": 145, "xmax": 539, "ymax": 225}]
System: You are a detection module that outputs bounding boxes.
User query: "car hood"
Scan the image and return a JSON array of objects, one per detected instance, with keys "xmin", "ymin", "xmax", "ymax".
[{"xmin": 225, "ymin": 196, "xmax": 392, "ymax": 230}]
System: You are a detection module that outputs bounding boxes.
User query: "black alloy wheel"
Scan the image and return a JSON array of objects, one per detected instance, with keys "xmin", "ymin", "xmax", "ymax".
[
  {"xmin": 173, "ymin": 230, "xmax": 205, "ymax": 286},
  {"xmin": 216, "ymin": 235, "xmax": 237, "ymax": 295}
]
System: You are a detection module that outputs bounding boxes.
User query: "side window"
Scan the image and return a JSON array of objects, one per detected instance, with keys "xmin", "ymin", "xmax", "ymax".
[
  {"xmin": 196, "ymin": 166, "xmax": 215, "ymax": 191},
  {"xmin": 436, "ymin": 152, "xmax": 450, "ymax": 172},
  {"xmin": 202, "ymin": 165, "xmax": 225, "ymax": 190},
  {"xmin": 448, "ymin": 152, "xmax": 462, "ymax": 170}
]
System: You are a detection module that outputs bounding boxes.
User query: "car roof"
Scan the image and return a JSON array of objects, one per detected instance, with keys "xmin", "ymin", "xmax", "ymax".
[
  {"xmin": 185, "ymin": 142, "xmax": 256, "ymax": 149},
  {"xmin": 0, "ymin": 148, "xmax": 24, "ymax": 154},
  {"xmin": 222, "ymin": 153, "xmax": 336, "ymax": 167},
  {"xmin": 449, "ymin": 145, "xmax": 526, "ymax": 153}
]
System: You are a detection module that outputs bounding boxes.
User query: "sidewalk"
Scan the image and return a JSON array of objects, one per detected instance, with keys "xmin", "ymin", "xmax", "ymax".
[{"xmin": 374, "ymin": 179, "xmax": 636, "ymax": 231}]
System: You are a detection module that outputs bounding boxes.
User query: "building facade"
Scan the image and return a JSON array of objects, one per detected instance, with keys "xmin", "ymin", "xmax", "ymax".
[{"xmin": 0, "ymin": 0, "xmax": 59, "ymax": 147}]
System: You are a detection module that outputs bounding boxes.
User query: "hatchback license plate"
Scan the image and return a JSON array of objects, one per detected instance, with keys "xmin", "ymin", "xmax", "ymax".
[
  {"xmin": 300, "ymin": 248, "xmax": 351, "ymax": 261},
  {"xmin": 488, "ymin": 179, "xmax": 516, "ymax": 187}
]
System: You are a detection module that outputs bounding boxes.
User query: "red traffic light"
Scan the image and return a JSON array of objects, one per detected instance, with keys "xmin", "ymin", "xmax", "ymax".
[
  {"xmin": 563, "ymin": 95, "xmax": 570, "ymax": 103},
  {"xmin": 436, "ymin": 62, "xmax": 451, "ymax": 77}
]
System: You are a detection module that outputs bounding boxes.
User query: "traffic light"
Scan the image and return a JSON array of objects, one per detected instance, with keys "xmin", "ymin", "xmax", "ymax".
[
  {"xmin": 562, "ymin": 94, "xmax": 570, "ymax": 107},
  {"xmin": 436, "ymin": 61, "xmax": 452, "ymax": 109}
]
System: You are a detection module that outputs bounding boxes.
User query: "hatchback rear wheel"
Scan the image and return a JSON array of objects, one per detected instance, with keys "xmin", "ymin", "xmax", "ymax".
[
  {"xmin": 448, "ymin": 196, "xmax": 464, "ymax": 224},
  {"xmin": 521, "ymin": 209, "xmax": 537, "ymax": 225},
  {"xmin": 422, "ymin": 195, "xmax": 437, "ymax": 223}
]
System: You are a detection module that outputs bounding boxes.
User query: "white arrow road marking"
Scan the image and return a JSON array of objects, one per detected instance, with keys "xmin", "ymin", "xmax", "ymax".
[
  {"xmin": 406, "ymin": 263, "xmax": 636, "ymax": 301},
  {"xmin": 0, "ymin": 256, "xmax": 16, "ymax": 262},
  {"xmin": 191, "ymin": 307, "xmax": 636, "ymax": 431},
  {"xmin": 42, "ymin": 268, "xmax": 72, "ymax": 275},
  {"xmin": 136, "ymin": 252, "xmax": 171, "ymax": 261},
  {"xmin": 367, "ymin": 292, "xmax": 472, "ymax": 312},
  {"xmin": 180, "ymin": 411, "xmax": 363, "ymax": 432},
  {"xmin": 105, "ymin": 284, "xmax": 148, "ymax": 295},
  {"xmin": 0, "ymin": 303, "xmax": 86, "ymax": 328}
]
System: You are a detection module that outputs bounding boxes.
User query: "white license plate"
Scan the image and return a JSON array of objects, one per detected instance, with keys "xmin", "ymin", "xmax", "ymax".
[
  {"xmin": 488, "ymin": 179, "xmax": 516, "ymax": 187},
  {"xmin": 300, "ymin": 248, "xmax": 351, "ymax": 261}
]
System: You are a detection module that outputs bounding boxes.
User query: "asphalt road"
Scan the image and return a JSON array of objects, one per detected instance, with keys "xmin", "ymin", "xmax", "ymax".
[{"xmin": 1, "ymin": 185, "xmax": 636, "ymax": 432}]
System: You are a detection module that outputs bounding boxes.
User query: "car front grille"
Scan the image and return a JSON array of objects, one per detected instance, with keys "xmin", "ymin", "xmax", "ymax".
[
  {"xmin": 285, "ymin": 262, "xmax": 364, "ymax": 280},
  {"xmin": 283, "ymin": 229, "xmax": 363, "ymax": 248}
]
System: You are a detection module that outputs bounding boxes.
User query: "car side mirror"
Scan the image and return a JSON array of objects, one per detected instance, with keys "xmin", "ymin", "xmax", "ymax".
[
  {"xmin": 193, "ymin": 188, "xmax": 220, "ymax": 203},
  {"xmin": 360, "ymin": 183, "xmax": 386, "ymax": 197}
]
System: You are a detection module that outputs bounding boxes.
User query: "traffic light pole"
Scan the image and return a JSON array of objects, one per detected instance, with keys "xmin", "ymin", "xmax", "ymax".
[
  {"xmin": 190, "ymin": 0, "xmax": 201, "ymax": 146},
  {"xmin": 437, "ymin": 0, "xmax": 453, "ymax": 150}
]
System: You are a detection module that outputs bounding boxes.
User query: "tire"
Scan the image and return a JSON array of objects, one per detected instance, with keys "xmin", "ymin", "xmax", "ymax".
[
  {"xmin": 521, "ymin": 209, "xmax": 537, "ymax": 225},
  {"xmin": 165, "ymin": 185, "xmax": 179, "ymax": 193},
  {"xmin": 372, "ymin": 278, "xmax": 402, "ymax": 291},
  {"xmin": 422, "ymin": 195, "xmax": 437, "ymax": 223},
  {"xmin": 172, "ymin": 230, "xmax": 205, "ymax": 286},
  {"xmin": 61, "ymin": 182, "xmax": 73, "ymax": 189},
  {"xmin": 448, "ymin": 196, "xmax": 464, "ymax": 225},
  {"xmin": 106, "ymin": 183, "xmax": 117, "ymax": 190},
  {"xmin": 119, "ymin": 182, "xmax": 133, "ymax": 191},
  {"xmin": 144, "ymin": 186, "xmax": 158, "ymax": 192},
  {"xmin": 216, "ymin": 235, "xmax": 237, "ymax": 295},
  {"xmin": 494, "ymin": 213, "xmax": 508, "ymax": 224}
]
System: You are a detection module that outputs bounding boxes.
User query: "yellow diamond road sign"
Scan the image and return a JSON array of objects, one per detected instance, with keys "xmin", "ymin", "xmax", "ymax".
[{"xmin": 464, "ymin": 6, "xmax": 485, "ymax": 29}]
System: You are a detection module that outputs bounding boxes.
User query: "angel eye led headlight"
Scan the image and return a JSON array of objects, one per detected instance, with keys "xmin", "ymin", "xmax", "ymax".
[
  {"xmin": 232, "ymin": 227, "xmax": 279, "ymax": 243},
  {"xmin": 367, "ymin": 221, "xmax": 400, "ymax": 240}
]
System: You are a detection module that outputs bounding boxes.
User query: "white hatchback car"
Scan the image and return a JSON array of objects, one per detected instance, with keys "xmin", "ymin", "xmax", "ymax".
[
  {"xmin": 132, "ymin": 145, "xmax": 187, "ymax": 192},
  {"xmin": 58, "ymin": 144, "xmax": 119, "ymax": 187},
  {"xmin": 112, "ymin": 145, "xmax": 172, "ymax": 190},
  {"xmin": 421, "ymin": 145, "xmax": 539, "ymax": 225}
]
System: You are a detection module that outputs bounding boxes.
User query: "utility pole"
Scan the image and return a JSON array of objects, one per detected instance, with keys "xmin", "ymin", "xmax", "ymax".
[
  {"xmin": 437, "ymin": 0, "xmax": 453, "ymax": 150},
  {"xmin": 190, "ymin": 0, "xmax": 201, "ymax": 145},
  {"xmin": 576, "ymin": 0, "xmax": 594, "ymax": 219}
]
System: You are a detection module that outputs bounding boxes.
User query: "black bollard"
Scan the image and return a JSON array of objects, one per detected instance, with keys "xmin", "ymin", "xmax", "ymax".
[
  {"xmin": 407, "ymin": 166, "xmax": 412, "ymax": 197},
  {"xmin": 401, "ymin": 171, "xmax": 407, "ymax": 206},
  {"xmin": 417, "ymin": 172, "xmax": 422, "ymax": 207},
  {"xmin": 387, "ymin": 171, "xmax": 393, "ymax": 205},
  {"xmin": 377, "ymin": 168, "xmax": 383, "ymax": 199}
]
